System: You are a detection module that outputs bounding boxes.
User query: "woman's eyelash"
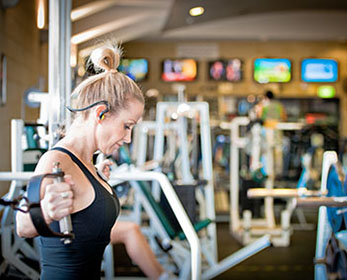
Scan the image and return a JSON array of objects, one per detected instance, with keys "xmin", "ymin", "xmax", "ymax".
[{"xmin": 124, "ymin": 125, "xmax": 131, "ymax": 129}]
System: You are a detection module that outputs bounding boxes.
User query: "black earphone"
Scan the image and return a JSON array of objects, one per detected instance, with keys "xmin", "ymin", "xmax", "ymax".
[{"xmin": 66, "ymin": 100, "xmax": 110, "ymax": 120}]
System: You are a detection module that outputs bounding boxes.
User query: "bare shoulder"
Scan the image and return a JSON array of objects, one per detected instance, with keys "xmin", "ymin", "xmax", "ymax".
[{"xmin": 35, "ymin": 149, "xmax": 74, "ymax": 175}]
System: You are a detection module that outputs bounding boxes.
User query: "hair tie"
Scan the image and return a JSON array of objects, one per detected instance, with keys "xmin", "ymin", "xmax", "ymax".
[{"xmin": 109, "ymin": 69, "xmax": 118, "ymax": 73}]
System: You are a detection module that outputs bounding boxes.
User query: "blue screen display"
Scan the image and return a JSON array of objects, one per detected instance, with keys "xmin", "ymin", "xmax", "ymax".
[
  {"xmin": 301, "ymin": 59, "xmax": 338, "ymax": 82},
  {"xmin": 118, "ymin": 58, "xmax": 148, "ymax": 82}
]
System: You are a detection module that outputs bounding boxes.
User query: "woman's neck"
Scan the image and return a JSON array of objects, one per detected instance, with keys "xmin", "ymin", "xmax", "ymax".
[{"xmin": 58, "ymin": 121, "xmax": 97, "ymax": 167}]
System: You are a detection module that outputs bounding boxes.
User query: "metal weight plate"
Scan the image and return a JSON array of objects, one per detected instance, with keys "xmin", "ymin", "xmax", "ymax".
[{"xmin": 327, "ymin": 164, "xmax": 345, "ymax": 233}]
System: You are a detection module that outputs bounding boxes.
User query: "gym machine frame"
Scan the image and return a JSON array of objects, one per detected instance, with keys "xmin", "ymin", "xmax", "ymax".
[
  {"xmin": 227, "ymin": 116, "xmax": 305, "ymax": 246},
  {"xmin": 128, "ymin": 102, "xmax": 271, "ymax": 279},
  {"xmin": 248, "ymin": 151, "xmax": 347, "ymax": 279}
]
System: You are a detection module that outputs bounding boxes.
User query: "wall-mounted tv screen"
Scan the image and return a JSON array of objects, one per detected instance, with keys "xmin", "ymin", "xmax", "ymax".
[
  {"xmin": 301, "ymin": 59, "xmax": 338, "ymax": 82},
  {"xmin": 161, "ymin": 59, "xmax": 197, "ymax": 82},
  {"xmin": 118, "ymin": 58, "xmax": 148, "ymax": 82},
  {"xmin": 208, "ymin": 58, "xmax": 242, "ymax": 82},
  {"xmin": 254, "ymin": 58, "xmax": 291, "ymax": 83}
]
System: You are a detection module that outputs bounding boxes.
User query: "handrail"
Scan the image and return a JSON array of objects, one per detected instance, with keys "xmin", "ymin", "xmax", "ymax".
[{"xmin": 110, "ymin": 170, "xmax": 202, "ymax": 280}]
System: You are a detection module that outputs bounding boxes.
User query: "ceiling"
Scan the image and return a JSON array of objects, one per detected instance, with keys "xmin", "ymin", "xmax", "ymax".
[{"xmin": 71, "ymin": 0, "xmax": 347, "ymax": 56}]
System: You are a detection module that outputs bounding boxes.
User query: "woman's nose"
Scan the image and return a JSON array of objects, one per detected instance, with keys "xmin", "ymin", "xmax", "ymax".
[{"xmin": 123, "ymin": 130, "xmax": 132, "ymax": 143}]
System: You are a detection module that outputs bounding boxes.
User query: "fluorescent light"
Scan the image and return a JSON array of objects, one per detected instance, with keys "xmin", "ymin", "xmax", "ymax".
[
  {"xmin": 37, "ymin": 0, "xmax": 45, "ymax": 29},
  {"xmin": 70, "ymin": 44, "xmax": 77, "ymax": 68},
  {"xmin": 71, "ymin": 1, "xmax": 116, "ymax": 22},
  {"xmin": 189, "ymin": 6, "xmax": 204, "ymax": 17}
]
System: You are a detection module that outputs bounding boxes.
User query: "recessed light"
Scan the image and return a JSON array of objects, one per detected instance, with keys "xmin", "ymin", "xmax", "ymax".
[{"xmin": 189, "ymin": 6, "xmax": 204, "ymax": 17}]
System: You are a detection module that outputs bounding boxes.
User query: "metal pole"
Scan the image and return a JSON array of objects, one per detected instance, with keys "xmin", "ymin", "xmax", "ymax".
[
  {"xmin": 229, "ymin": 117, "xmax": 249, "ymax": 233},
  {"xmin": 198, "ymin": 102, "xmax": 217, "ymax": 261},
  {"xmin": 48, "ymin": 0, "xmax": 71, "ymax": 148},
  {"xmin": 177, "ymin": 115, "xmax": 194, "ymax": 183}
]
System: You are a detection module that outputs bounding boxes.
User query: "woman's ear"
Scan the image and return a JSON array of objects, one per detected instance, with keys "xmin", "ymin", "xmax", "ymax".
[{"xmin": 95, "ymin": 105, "xmax": 108, "ymax": 122}]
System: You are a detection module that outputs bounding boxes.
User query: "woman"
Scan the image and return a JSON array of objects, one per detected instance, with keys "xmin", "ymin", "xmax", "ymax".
[{"xmin": 16, "ymin": 44, "xmax": 147, "ymax": 279}]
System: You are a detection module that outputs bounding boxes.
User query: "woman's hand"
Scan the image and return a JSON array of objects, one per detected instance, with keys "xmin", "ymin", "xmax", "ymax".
[
  {"xmin": 40, "ymin": 175, "xmax": 74, "ymax": 224},
  {"xmin": 95, "ymin": 159, "xmax": 113, "ymax": 180}
]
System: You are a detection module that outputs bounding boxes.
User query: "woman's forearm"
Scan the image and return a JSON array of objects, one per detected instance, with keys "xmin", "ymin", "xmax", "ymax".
[{"xmin": 16, "ymin": 211, "xmax": 39, "ymax": 238}]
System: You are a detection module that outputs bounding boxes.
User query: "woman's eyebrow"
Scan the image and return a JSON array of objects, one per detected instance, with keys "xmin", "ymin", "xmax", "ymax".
[{"xmin": 127, "ymin": 116, "xmax": 143, "ymax": 124}]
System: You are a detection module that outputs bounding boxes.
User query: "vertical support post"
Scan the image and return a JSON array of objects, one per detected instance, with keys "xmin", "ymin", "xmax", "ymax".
[
  {"xmin": 153, "ymin": 102, "xmax": 166, "ymax": 200},
  {"xmin": 243, "ymin": 210, "xmax": 252, "ymax": 244},
  {"xmin": 229, "ymin": 117, "xmax": 249, "ymax": 235},
  {"xmin": 3, "ymin": 119, "xmax": 24, "ymax": 226},
  {"xmin": 264, "ymin": 128, "xmax": 275, "ymax": 228},
  {"xmin": 199, "ymin": 102, "xmax": 217, "ymax": 261},
  {"xmin": 230, "ymin": 120, "xmax": 240, "ymax": 233},
  {"xmin": 177, "ymin": 115, "xmax": 194, "ymax": 183},
  {"xmin": 281, "ymin": 210, "xmax": 290, "ymax": 246},
  {"xmin": 48, "ymin": 0, "xmax": 71, "ymax": 148},
  {"xmin": 135, "ymin": 124, "xmax": 149, "ymax": 167},
  {"xmin": 11, "ymin": 119, "xmax": 23, "ymax": 173}
]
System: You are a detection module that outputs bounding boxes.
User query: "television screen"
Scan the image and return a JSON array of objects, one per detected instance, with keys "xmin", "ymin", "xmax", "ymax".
[
  {"xmin": 209, "ymin": 60, "xmax": 225, "ymax": 81},
  {"xmin": 301, "ymin": 59, "xmax": 338, "ymax": 82},
  {"xmin": 209, "ymin": 59, "xmax": 242, "ymax": 82},
  {"xmin": 254, "ymin": 58, "xmax": 291, "ymax": 83},
  {"xmin": 118, "ymin": 58, "xmax": 148, "ymax": 82},
  {"xmin": 162, "ymin": 59, "xmax": 197, "ymax": 82}
]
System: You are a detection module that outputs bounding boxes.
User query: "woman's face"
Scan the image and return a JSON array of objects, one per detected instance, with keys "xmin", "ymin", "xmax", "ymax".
[{"xmin": 96, "ymin": 98, "xmax": 144, "ymax": 155}]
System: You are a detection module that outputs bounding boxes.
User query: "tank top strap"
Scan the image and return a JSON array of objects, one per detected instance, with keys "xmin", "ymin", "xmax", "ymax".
[{"xmin": 50, "ymin": 147, "xmax": 97, "ymax": 186}]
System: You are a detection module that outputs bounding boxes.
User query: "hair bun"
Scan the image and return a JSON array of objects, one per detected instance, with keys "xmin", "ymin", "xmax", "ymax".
[{"xmin": 89, "ymin": 44, "xmax": 122, "ymax": 73}]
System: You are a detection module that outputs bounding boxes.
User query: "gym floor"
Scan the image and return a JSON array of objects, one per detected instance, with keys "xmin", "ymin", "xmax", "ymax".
[{"xmin": 215, "ymin": 223, "xmax": 315, "ymax": 280}]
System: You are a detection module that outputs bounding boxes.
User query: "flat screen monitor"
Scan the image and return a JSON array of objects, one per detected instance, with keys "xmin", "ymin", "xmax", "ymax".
[
  {"xmin": 301, "ymin": 59, "xmax": 338, "ymax": 82},
  {"xmin": 254, "ymin": 58, "xmax": 291, "ymax": 83},
  {"xmin": 208, "ymin": 58, "xmax": 242, "ymax": 82},
  {"xmin": 161, "ymin": 59, "xmax": 197, "ymax": 82},
  {"xmin": 118, "ymin": 58, "xmax": 148, "ymax": 82}
]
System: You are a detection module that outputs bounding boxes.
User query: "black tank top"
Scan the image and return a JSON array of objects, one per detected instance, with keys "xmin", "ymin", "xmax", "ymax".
[{"xmin": 39, "ymin": 147, "xmax": 120, "ymax": 280}]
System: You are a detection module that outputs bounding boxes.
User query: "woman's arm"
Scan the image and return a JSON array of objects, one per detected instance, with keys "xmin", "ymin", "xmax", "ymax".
[
  {"xmin": 16, "ymin": 152, "xmax": 74, "ymax": 238},
  {"xmin": 95, "ymin": 159, "xmax": 113, "ymax": 180}
]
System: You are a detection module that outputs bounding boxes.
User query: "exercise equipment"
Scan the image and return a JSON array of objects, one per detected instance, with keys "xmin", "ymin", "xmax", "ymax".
[
  {"xmin": 108, "ymin": 147, "xmax": 271, "ymax": 280},
  {"xmin": 152, "ymin": 101, "xmax": 217, "ymax": 258},
  {"xmin": 227, "ymin": 116, "xmax": 305, "ymax": 246},
  {"xmin": 314, "ymin": 153, "xmax": 347, "ymax": 280},
  {"xmin": 109, "ymin": 164, "xmax": 204, "ymax": 280},
  {"xmin": 326, "ymin": 163, "xmax": 346, "ymax": 233},
  {"xmin": 0, "ymin": 120, "xmax": 39, "ymax": 279},
  {"xmin": 125, "ymin": 97, "xmax": 272, "ymax": 278},
  {"xmin": 27, "ymin": 163, "xmax": 74, "ymax": 243},
  {"xmin": 248, "ymin": 151, "xmax": 347, "ymax": 280}
]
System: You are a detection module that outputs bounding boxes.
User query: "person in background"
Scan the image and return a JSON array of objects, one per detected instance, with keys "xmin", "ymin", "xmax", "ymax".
[
  {"xmin": 258, "ymin": 90, "xmax": 287, "ymax": 177},
  {"xmin": 259, "ymin": 90, "xmax": 287, "ymax": 123}
]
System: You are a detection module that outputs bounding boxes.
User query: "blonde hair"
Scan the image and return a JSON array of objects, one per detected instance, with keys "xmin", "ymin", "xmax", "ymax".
[{"xmin": 71, "ymin": 43, "xmax": 144, "ymax": 119}]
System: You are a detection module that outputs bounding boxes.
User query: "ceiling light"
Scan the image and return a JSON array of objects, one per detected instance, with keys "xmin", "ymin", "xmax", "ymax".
[
  {"xmin": 37, "ymin": 0, "xmax": 45, "ymax": 29},
  {"xmin": 189, "ymin": 6, "xmax": 204, "ymax": 17}
]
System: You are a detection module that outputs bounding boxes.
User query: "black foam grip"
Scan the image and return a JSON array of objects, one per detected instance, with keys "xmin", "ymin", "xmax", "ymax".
[{"xmin": 27, "ymin": 173, "xmax": 72, "ymax": 238}]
